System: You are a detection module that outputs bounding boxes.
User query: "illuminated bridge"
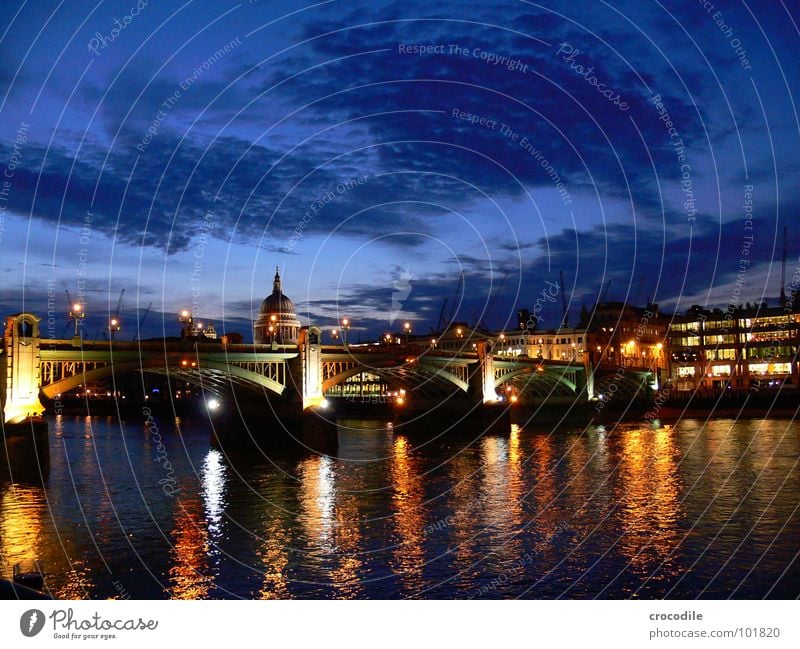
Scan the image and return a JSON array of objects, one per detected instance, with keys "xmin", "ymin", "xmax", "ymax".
[{"xmin": 1, "ymin": 313, "xmax": 653, "ymax": 427}]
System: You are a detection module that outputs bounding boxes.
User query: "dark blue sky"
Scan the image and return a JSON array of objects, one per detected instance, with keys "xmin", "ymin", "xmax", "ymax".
[{"xmin": 1, "ymin": 0, "xmax": 798, "ymax": 340}]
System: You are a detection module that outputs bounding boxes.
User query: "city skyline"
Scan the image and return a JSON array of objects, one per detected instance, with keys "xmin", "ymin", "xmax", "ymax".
[{"xmin": 1, "ymin": 0, "xmax": 798, "ymax": 340}]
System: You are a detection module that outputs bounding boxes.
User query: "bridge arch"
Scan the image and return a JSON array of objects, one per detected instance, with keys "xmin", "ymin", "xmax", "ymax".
[
  {"xmin": 495, "ymin": 366, "xmax": 577, "ymax": 394},
  {"xmin": 322, "ymin": 362, "xmax": 469, "ymax": 397},
  {"xmin": 593, "ymin": 371, "xmax": 648, "ymax": 400},
  {"xmin": 40, "ymin": 358, "xmax": 286, "ymax": 399}
]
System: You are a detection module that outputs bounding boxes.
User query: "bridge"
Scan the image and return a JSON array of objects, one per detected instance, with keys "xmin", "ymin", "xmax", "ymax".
[{"xmin": 1, "ymin": 312, "xmax": 654, "ymax": 429}]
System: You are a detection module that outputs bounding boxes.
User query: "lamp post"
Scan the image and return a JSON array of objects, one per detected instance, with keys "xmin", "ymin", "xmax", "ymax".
[
  {"xmin": 108, "ymin": 316, "xmax": 121, "ymax": 341},
  {"xmin": 69, "ymin": 302, "xmax": 85, "ymax": 338},
  {"xmin": 178, "ymin": 309, "xmax": 192, "ymax": 338},
  {"xmin": 499, "ymin": 332, "xmax": 506, "ymax": 356},
  {"xmin": 341, "ymin": 318, "xmax": 351, "ymax": 346},
  {"xmin": 403, "ymin": 321, "xmax": 411, "ymax": 344},
  {"xmin": 269, "ymin": 314, "xmax": 278, "ymax": 344}
]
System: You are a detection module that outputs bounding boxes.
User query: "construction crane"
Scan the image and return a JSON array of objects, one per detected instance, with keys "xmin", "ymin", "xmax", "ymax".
[
  {"xmin": 435, "ymin": 298, "xmax": 448, "ymax": 333},
  {"xmin": 108, "ymin": 289, "xmax": 125, "ymax": 340},
  {"xmin": 446, "ymin": 271, "xmax": 464, "ymax": 324},
  {"xmin": 134, "ymin": 302, "xmax": 153, "ymax": 341},
  {"xmin": 560, "ymin": 270, "xmax": 568, "ymax": 328}
]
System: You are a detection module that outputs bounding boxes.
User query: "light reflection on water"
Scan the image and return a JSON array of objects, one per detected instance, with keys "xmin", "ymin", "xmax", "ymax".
[{"xmin": 1, "ymin": 415, "xmax": 799, "ymax": 599}]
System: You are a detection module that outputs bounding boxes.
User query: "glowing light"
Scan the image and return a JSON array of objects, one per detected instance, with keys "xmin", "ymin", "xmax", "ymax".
[
  {"xmin": 207, "ymin": 398, "xmax": 220, "ymax": 411},
  {"xmin": 320, "ymin": 398, "xmax": 329, "ymax": 409},
  {"xmin": 510, "ymin": 395, "xmax": 518, "ymax": 403},
  {"xmin": 72, "ymin": 303, "xmax": 82, "ymax": 313}
]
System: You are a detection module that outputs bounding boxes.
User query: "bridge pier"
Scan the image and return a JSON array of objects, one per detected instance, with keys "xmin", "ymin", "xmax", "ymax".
[
  {"xmin": 1, "ymin": 314, "xmax": 48, "ymax": 439},
  {"xmin": 471, "ymin": 340, "xmax": 499, "ymax": 403}
]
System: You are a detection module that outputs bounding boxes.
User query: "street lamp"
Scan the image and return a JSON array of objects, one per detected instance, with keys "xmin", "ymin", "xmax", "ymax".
[
  {"xmin": 179, "ymin": 309, "xmax": 192, "ymax": 338},
  {"xmin": 270, "ymin": 314, "xmax": 278, "ymax": 343},
  {"xmin": 341, "ymin": 318, "xmax": 351, "ymax": 345},
  {"xmin": 69, "ymin": 302, "xmax": 85, "ymax": 337},
  {"xmin": 108, "ymin": 316, "xmax": 121, "ymax": 340},
  {"xmin": 499, "ymin": 332, "xmax": 506, "ymax": 355},
  {"xmin": 331, "ymin": 328, "xmax": 340, "ymax": 343},
  {"xmin": 403, "ymin": 321, "xmax": 411, "ymax": 343}
]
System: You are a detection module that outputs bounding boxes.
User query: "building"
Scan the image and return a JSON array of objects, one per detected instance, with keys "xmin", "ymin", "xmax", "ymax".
[
  {"xmin": 496, "ymin": 328, "xmax": 587, "ymax": 361},
  {"xmin": 582, "ymin": 301, "xmax": 668, "ymax": 376},
  {"xmin": 668, "ymin": 302, "xmax": 800, "ymax": 394},
  {"xmin": 254, "ymin": 268, "xmax": 302, "ymax": 344},
  {"xmin": 495, "ymin": 301, "xmax": 668, "ymax": 378}
]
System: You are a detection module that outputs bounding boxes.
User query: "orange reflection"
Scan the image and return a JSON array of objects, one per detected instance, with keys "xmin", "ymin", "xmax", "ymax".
[
  {"xmin": 257, "ymin": 516, "xmax": 291, "ymax": 600},
  {"xmin": 168, "ymin": 496, "xmax": 213, "ymax": 599},
  {"xmin": 616, "ymin": 426, "xmax": 682, "ymax": 573},
  {"xmin": 442, "ymin": 446, "xmax": 482, "ymax": 591},
  {"xmin": 390, "ymin": 436, "xmax": 426, "ymax": 594},
  {"xmin": 330, "ymin": 493, "xmax": 364, "ymax": 599},
  {"xmin": 54, "ymin": 556, "xmax": 94, "ymax": 600},
  {"xmin": 0, "ymin": 485, "xmax": 43, "ymax": 577}
]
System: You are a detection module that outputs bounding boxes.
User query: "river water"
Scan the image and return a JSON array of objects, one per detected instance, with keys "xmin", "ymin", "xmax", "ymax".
[{"xmin": 1, "ymin": 414, "xmax": 798, "ymax": 599}]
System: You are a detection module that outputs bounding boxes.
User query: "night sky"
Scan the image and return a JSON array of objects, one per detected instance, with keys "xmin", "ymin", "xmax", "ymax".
[{"xmin": 0, "ymin": 0, "xmax": 798, "ymax": 341}]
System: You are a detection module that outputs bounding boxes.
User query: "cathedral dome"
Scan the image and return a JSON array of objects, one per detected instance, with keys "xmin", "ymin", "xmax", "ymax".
[
  {"xmin": 260, "ymin": 291, "xmax": 295, "ymax": 315},
  {"xmin": 254, "ymin": 267, "xmax": 301, "ymax": 344}
]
